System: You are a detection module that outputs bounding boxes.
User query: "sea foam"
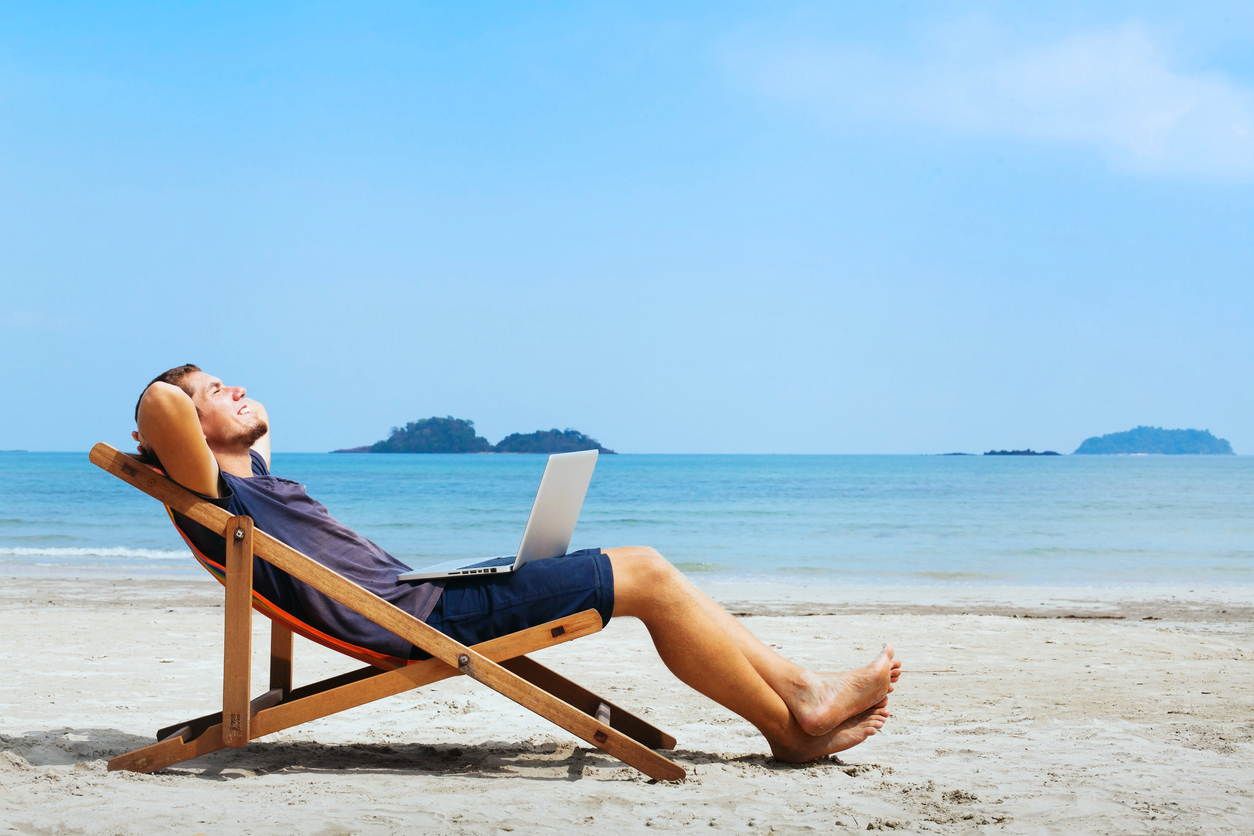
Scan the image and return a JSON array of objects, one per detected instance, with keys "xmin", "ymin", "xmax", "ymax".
[{"xmin": 0, "ymin": 547, "xmax": 187, "ymax": 560}]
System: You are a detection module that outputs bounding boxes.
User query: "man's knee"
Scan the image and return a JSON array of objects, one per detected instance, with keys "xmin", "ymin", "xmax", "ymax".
[
  {"xmin": 610, "ymin": 547, "xmax": 671, "ymax": 582},
  {"xmin": 608, "ymin": 547, "xmax": 679, "ymax": 615}
]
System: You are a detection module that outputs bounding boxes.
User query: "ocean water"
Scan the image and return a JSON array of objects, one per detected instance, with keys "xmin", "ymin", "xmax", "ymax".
[{"xmin": 1, "ymin": 452, "xmax": 1250, "ymax": 586}]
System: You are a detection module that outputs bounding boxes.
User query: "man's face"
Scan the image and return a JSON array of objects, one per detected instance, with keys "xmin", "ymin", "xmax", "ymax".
[{"xmin": 184, "ymin": 371, "xmax": 268, "ymax": 450}]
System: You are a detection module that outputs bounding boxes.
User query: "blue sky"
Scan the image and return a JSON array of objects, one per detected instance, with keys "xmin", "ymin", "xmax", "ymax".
[{"xmin": 2, "ymin": 2, "xmax": 1251, "ymax": 453}]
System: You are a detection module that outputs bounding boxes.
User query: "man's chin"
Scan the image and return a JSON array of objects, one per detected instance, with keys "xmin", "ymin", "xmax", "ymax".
[{"xmin": 238, "ymin": 418, "xmax": 269, "ymax": 448}]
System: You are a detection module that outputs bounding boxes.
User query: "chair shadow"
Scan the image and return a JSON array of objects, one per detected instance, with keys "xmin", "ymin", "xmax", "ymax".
[{"xmin": 1, "ymin": 728, "xmax": 873, "ymax": 782}]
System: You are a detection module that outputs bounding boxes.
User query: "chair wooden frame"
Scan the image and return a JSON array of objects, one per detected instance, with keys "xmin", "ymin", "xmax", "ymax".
[{"xmin": 90, "ymin": 443, "xmax": 685, "ymax": 781}]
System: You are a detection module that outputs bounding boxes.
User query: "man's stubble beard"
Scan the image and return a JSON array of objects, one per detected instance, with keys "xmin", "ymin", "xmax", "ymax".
[{"xmin": 235, "ymin": 416, "xmax": 269, "ymax": 449}]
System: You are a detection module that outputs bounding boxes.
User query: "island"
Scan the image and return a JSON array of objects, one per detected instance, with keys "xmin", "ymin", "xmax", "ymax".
[
  {"xmin": 984, "ymin": 449, "xmax": 1060, "ymax": 456},
  {"xmin": 334, "ymin": 416, "xmax": 615, "ymax": 454},
  {"xmin": 1073, "ymin": 427, "xmax": 1234, "ymax": 455},
  {"xmin": 494, "ymin": 429, "xmax": 615, "ymax": 454},
  {"xmin": 336, "ymin": 417, "xmax": 492, "ymax": 454}
]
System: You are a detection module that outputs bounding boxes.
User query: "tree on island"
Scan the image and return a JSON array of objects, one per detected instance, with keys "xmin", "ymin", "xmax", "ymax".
[
  {"xmin": 494, "ymin": 428, "xmax": 615, "ymax": 454},
  {"xmin": 348, "ymin": 416, "xmax": 493, "ymax": 453},
  {"xmin": 1073, "ymin": 426, "xmax": 1234, "ymax": 455}
]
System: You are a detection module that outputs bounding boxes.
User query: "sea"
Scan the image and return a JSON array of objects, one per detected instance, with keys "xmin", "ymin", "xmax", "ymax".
[{"xmin": 1, "ymin": 452, "xmax": 1250, "ymax": 587}]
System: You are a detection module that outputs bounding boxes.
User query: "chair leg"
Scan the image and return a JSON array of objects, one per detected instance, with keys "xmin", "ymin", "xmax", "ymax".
[
  {"xmin": 501, "ymin": 655, "xmax": 677, "ymax": 750},
  {"xmin": 111, "ymin": 689, "xmax": 282, "ymax": 774},
  {"xmin": 222, "ymin": 516, "xmax": 255, "ymax": 748},
  {"xmin": 269, "ymin": 622, "xmax": 294, "ymax": 697}
]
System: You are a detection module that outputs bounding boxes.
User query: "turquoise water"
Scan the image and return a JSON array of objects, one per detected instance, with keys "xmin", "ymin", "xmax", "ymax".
[{"xmin": 1, "ymin": 452, "xmax": 1251, "ymax": 585}]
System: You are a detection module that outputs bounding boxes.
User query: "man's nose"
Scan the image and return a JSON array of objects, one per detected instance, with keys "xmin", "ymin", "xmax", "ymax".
[{"xmin": 231, "ymin": 386, "xmax": 247, "ymax": 399}]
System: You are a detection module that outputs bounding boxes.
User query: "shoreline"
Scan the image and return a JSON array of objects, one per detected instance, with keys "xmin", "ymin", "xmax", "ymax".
[
  {"xmin": 5, "ymin": 563, "xmax": 1254, "ymax": 589},
  {"xmin": 9, "ymin": 573, "xmax": 1248, "ymax": 596},
  {"xmin": 2, "ymin": 577, "xmax": 1251, "ymax": 833}
]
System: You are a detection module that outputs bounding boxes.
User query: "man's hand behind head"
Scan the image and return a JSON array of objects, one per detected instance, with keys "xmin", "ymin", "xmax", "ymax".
[{"xmin": 135, "ymin": 380, "xmax": 221, "ymax": 496}]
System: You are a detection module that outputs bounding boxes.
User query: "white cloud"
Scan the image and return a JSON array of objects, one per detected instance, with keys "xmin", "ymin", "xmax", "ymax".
[{"xmin": 739, "ymin": 21, "xmax": 1254, "ymax": 180}]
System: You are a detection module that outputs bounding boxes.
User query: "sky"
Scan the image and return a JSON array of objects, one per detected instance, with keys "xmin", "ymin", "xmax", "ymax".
[{"xmin": 2, "ymin": 2, "xmax": 1252, "ymax": 454}]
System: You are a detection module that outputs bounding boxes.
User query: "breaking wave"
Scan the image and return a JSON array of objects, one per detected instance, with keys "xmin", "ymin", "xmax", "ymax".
[{"xmin": 0, "ymin": 547, "xmax": 187, "ymax": 560}]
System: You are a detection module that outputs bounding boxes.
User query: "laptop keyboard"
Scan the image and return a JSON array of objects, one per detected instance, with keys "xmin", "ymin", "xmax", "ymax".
[{"xmin": 461, "ymin": 555, "xmax": 516, "ymax": 570}]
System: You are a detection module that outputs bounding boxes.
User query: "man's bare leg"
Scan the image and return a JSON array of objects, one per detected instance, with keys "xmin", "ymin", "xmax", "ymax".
[
  {"xmin": 679, "ymin": 560, "xmax": 902, "ymax": 735},
  {"xmin": 608, "ymin": 547, "xmax": 900, "ymax": 736},
  {"xmin": 607, "ymin": 548, "xmax": 896, "ymax": 759}
]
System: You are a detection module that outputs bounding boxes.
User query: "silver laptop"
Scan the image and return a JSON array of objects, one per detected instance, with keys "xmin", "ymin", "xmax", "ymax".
[{"xmin": 396, "ymin": 449, "xmax": 598, "ymax": 582}]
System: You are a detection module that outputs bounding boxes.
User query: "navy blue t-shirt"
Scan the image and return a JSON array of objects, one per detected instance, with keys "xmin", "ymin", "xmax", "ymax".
[{"xmin": 173, "ymin": 450, "xmax": 443, "ymax": 660}]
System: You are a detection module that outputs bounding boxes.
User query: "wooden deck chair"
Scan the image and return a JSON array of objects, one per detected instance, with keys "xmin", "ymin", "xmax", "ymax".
[{"xmin": 89, "ymin": 443, "xmax": 685, "ymax": 781}]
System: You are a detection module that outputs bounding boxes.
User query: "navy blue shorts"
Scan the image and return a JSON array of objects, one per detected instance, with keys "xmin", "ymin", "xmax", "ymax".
[{"xmin": 411, "ymin": 548, "xmax": 614, "ymax": 660}]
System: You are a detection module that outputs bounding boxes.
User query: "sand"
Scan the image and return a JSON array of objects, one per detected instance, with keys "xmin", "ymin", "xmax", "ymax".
[{"xmin": 1, "ymin": 576, "xmax": 1251, "ymax": 835}]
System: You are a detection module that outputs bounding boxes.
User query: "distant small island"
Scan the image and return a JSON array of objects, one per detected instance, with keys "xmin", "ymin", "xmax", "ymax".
[
  {"xmin": 1074, "ymin": 427, "xmax": 1233, "ymax": 455},
  {"xmin": 984, "ymin": 449, "xmax": 1060, "ymax": 456},
  {"xmin": 334, "ymin": 416, "xmax": 615, "ymax": 454}
]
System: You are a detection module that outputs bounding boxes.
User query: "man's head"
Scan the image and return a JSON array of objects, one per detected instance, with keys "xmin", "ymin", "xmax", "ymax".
[{"xmin": 136, "ymin": 364, "xmax": 269, "ymax": 452}]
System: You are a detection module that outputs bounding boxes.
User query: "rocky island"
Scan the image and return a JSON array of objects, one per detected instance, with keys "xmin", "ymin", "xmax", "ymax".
[
  {"xmin": 1073, "ymin": 426, "xmax": 1234, "ymax": 455},
  {"xmin": 334, "ymin": 416, "xmax": 615, "ymax": 454},
  {"xmin": 984, "ymin": 449, "xmax": 1060, "ymax": 456},
  {"xmin": 494, "ymin": 429, "xmax": 614, "ymax": 454}
]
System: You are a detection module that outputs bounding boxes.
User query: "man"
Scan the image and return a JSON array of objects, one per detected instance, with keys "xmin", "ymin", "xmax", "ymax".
[{"xmin": 134, "ymin": 364, "xmax": 900, "ymax": 763}]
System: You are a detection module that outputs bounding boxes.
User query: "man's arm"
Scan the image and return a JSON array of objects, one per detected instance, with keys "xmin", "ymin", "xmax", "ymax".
[{"xmin": 134, "ymin": 382, "xmax": 222, "ymax": 497}]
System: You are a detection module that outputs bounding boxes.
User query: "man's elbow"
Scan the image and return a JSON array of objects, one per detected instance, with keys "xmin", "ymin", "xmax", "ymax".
[{"xmin": 137, "ymin": 383, "xmax": 196, "ymax": 427}]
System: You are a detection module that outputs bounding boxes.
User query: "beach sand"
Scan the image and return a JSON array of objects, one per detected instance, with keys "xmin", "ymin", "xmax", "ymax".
[{"xmin": 1, "ymin": 577, "xmax": 1251, "ymax": 834}]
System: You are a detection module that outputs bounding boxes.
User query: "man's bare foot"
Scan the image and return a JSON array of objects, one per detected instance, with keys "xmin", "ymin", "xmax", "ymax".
[
  {"xmin": 787, "ymin": 645, "xmax": 897, "ymax": 737},
  {"xmin": 770, "ymin": 699, "xmax": 891, "ymax": 763},
  {"xmin": 824, "ymin": 700, "xmax": 890, "ymax": 754}
]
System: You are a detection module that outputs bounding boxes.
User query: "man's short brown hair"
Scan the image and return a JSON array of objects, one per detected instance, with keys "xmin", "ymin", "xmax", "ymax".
[{"xmin": 134, "ymin": 364, "xmax": 202, "ymax": 422}]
